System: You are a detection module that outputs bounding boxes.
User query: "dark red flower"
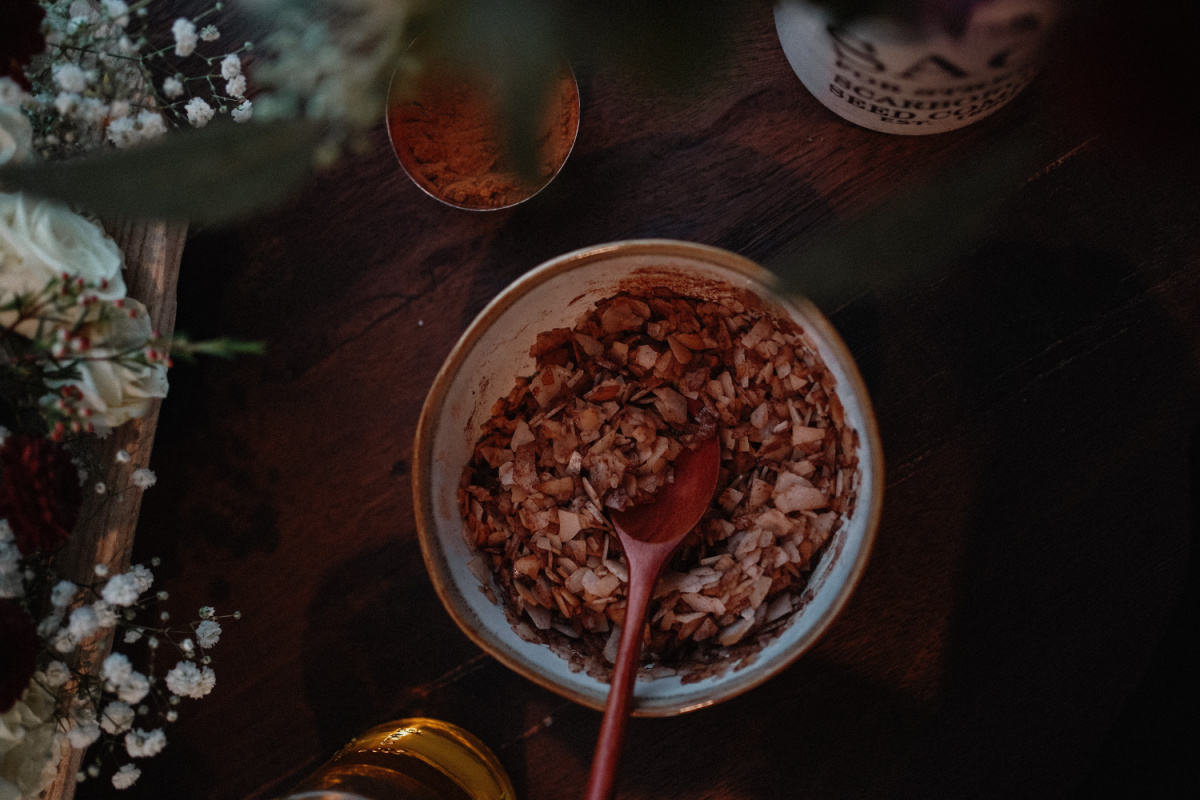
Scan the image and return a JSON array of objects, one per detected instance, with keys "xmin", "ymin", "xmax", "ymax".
[
  {"xmin": 0, "ymin": 598, "xmax": 39, "ymax": 713},
  {"xmin": 0, "ymin": 0, "xmax": 47, "ymax": 91},
  {"xmin": 0, "ymin": 434, "xmax": 82, "ymax": 555}
]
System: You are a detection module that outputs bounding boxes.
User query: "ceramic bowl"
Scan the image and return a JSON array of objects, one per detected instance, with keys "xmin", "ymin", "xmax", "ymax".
[{"xmin": 412, "ymin": 240, "xmax": 883, "ymax": 716}]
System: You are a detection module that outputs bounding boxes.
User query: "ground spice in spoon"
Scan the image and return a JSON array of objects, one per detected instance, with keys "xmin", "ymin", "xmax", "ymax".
[{"xmin": 388, "ymin": 68, "xmax": 579, "ymax": 209}]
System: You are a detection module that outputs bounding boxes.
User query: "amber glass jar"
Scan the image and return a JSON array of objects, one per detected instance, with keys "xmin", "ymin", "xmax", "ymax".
[{"xmin": 283, "ymin": 718, "xmax": 516, "ymax": 800}]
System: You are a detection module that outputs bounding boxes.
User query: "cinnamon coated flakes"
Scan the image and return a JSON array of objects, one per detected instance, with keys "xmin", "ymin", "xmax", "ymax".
[{"xmin": 459, "ymin": 290, "xmax": 859, "ymax": 682}]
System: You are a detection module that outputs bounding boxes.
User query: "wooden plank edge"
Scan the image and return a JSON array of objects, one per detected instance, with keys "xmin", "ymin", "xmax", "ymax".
[{"xmin": 38, "ymin": 219, "xmax": 186, "ymax": 800}]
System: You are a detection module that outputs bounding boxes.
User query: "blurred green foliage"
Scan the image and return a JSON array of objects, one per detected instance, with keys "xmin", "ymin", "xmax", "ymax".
[{"xmin": 0, "ymin": 0, "xmax": 1042, "ymax": 296}]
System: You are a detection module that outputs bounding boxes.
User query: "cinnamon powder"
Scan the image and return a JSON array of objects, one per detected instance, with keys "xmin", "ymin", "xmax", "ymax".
[{"xmin": 388, "ymin": 69, "xmax": 579, "ymax": 209}]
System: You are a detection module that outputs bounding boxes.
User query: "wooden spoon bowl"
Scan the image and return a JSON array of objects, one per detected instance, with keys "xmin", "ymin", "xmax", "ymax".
[{"xmin": 584, "ymin": 432, "xmax": 722, "ymax": 800}]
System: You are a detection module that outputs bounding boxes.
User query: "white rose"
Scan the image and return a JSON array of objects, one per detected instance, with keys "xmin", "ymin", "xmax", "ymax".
[
  {"xmin": 0, "ymin": 191, "xmax": 126, "ymax": 303},
  {"xmin": 44, "ymin": 297, "xmax": 169, "ymax": 430},
  {"xmin": 0, "ymin": 676, "xmax": 66, "ymax": 800},
  {"xmin": 0, "ymin": 102, "xmax": 34, "ymax": 168}
]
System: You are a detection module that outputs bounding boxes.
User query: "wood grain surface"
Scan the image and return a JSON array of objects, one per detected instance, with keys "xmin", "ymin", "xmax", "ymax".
[
  {"xmin": 44, "ymin": 219, "xmax": 186, "ymax": 800},
  {"xmin": 76, "ymin": 5, "xmax": 1198, "ymax": 799}
]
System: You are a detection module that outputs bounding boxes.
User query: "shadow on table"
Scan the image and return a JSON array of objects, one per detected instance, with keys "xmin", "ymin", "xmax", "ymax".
[
  {"xmin": 298, "ymin": 538, "xmax": 486, "ymax": 754},
  {"xmin": 516, "ymin": 237, "xmax": 1200, "ymax": 800},
  {"xmin": 871, "ymin": 239, "xmax": 1200, "ymax": 799}
]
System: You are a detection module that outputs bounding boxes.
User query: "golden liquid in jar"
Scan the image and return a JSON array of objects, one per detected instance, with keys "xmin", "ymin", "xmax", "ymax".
[{"xmin": 287, "ymin": 718, "xmax": 516, "ymax": 800}]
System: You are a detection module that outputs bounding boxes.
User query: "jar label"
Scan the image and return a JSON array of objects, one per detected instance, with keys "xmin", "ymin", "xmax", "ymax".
[{"xmin": 774, "ymin": 0, "xmax": 1058, "ymax": 134}]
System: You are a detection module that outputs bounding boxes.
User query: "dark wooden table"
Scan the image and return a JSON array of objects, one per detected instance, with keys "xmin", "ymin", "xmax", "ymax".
[{"xmin": 80, "ymin": 4, "xmax": 1198, "ymax": 799}]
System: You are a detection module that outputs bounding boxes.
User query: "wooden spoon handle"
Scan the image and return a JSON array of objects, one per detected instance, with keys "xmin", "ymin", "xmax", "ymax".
[{"xmin": 584, "ymin": 552, "xmax": 658, "ymax": 800}]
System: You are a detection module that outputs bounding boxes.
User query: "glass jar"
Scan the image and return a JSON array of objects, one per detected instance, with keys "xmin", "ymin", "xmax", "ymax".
[
  {"xmin": 774, "ymin": 0, "xmax": 1061, "ymax": 134},
  {"xmin": 282, "ymin": 718, "xmax": 516, "ymax": 800}
]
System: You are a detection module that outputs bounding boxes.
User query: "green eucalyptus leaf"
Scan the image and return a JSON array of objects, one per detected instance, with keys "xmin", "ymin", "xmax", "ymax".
[
  {"xmin": 773, "ymin": 132, "xmax": 1044, "ymax": 310},
  {"xmin": 0, "ymin": 121, "xmax": 323, "ymax": 225},
  {"xmin": 166, "ymin": 334, "xmax": 267, "ymax": 362}
]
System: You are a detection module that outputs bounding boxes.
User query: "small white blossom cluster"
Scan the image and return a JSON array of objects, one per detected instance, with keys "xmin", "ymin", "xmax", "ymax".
[
  {"xmin": 0, "ymin": 519, "xmax": 22, "ymax": 599},
  {"xmin": 160, "ymin": 8, "xmax": 253, "ymax": 128},
  {"xmin": 2, "ymin": 1, "xmax": 421, "ymax": 176},
  {"xmin": 248, "ymin": 0, "xmax": 413, "ymax": 160},
  {"xmin": 16, "ymin": 1, "xmax": 165, "ymax": 157},
  {"xmin": 2, "ymin": 563, "xmax": 238, "ymax": 791},
  {"xmin": 37, "ymin": 561, "xmax": 155, "ymax": 660},
  {"xmin": 1, "ymin": 454, "xmax": 239, "ymax": 794},
  {"xmin": 10, "ymin": 1, "xmax": 256, "ymax": 161}
]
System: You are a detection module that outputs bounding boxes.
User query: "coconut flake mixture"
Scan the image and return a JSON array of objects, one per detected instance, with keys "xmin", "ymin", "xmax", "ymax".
[{"xmin": 459, "ymin": 289, "xmax": 859, "ymax": 682}]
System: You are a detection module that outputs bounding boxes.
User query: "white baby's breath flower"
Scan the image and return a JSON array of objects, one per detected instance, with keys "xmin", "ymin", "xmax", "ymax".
[
  {"xmin": 184, "ymin": 96, "xmax": 214, "ymax": 127},
  {"xmin": 225, "ymin": 75, "xmax": 247, "ymax": 98},
  {"xmin": 53, "ymin": 64, "xmax": 89, "ymax": 93},
  {"xmin": 129, "ymin": 563, "xmax": 154, "ymax": 593},
  {"xmin": 231, "ymin": 100, "xmax": 253, "ymax": 123},
  {"xmin": 131, "ymin": 468, "xmax": 156, "ymax": 489},
  {"xmin": 101, "ymin": 0, "xmax": 130, "ymax": 26},
  {"xmin": 165, "ymin": 661, "xmax": 215, "ymax": 699},
  {"xmin": 105, "ymin": 116, "xmax": 136, "ymax": 147},
  {"xmin": 124, "ymin": 727, "xmax": 166, "ymax": 758},
  {"xmin": 196, "ymin": 667, "xmax": 216, "ymax": 697},
  {"xmin": 172, "ymin": 18, "xmax": 198, "ymax": 57},
  {"xmin": 52, "ymin": 627, "xmax": 77, "ymax": 653},
  {"xmin": 48, "ymin": 582, "xmax": 75, "ymax": 606},
  {"xmin": 44, "ymin": 660, "xmax": 71, "ymax": 687},
  {"xmin": 116, "ymin": 670, "xmax": 150, "ymax": 704},
  {"xmin": 99, "ymin": 700, "xmax": 135, "ymax": 735},
  {"xmin": 53, "ymin": 92, "xmax": 80, "ymax": 116},
  {"xmin": 201, "ymin": 25, "xmax": 221, "ymax": 42},
  {"xmin": 92, "ymin": 600, "xmax": 118, "ymax": 629},
  {"xmin": 112, "ymin": 763, "xmax": 140, "ymax": 789},
  {"xmin": 123, "ymin": 628, "xmax": 143, "ymax": 643},
  {"xmin": 102, "ymin": 573, "xmax": 142, "ymax": 607},
  {"xmin": 162, "ymin": 77, "xmax": 184, "ymax": 99},
  {"xmin": 101, "ymin": 652, "xmax": 133, "ymax": 687},
  {"xmin": 0, "ymin": 522, "xmax": 22, "ymax": 598},
  {"xmin": 77, "ymin": 97, "xmax": 109, "ymax": 125},
  {"xmin": 99, "ymin": 102, "xmax": 160, "ymax": 145},
  {"xmin": 0, "ymin": 561, "xmax": 20, "ymax": 597},
  {"xmin": 50, "ymin": 580, "xmax": 76, "ymax": 607},
  {"xmin": 67, "ymin": 605, "xmax": 99, "ymax": 639},
  {"xmin": 37, "ymin": 613, "xmax": 63, "ymax": 638},
  {"xmin": 67, "ymin": 720, "xmax": 102, "ymax": 749},
  {"xmin": 220, "ymin": 54, "xmax": 242, "ymax": 80},
  {"xmin": 195, "ymin": 619, "xmax": 222, "ymax": 649},
  {"xmin": 0, "ymin": 98, "xmax": 34, "ymax": 168},
  {"xmin": 69, "ymin": 0, "xmax": 100, "ymax": 20},
  {"xmin": 134, "ymin": 110, "xmax": 167, "ymax": 141}
]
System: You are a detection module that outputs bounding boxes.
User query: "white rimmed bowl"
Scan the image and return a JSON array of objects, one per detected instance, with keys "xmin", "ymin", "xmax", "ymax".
[{"xmin": 412, "ymin": 240, "xmax": 883, "ymax": 716}]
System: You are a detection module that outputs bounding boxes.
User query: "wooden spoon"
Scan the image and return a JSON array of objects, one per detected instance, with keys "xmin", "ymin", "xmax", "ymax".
[{"xmin": 584, "ymin": 431, "xmax": 722, "ymax": 800}]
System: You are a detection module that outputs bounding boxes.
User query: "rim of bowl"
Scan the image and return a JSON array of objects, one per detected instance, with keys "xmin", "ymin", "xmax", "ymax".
[
  {"xmin": 385, "ymin": 64, "xmax": 581, "ymax": 212},
  {"xmin": 412, "ymin": 239, "xmax": 884, "ymax": 715}
]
